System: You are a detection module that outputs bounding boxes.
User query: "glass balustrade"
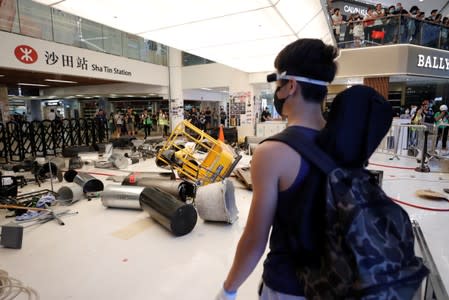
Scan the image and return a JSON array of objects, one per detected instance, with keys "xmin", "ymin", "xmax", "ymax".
[
  {"xmin": 0, "ymin": 0, "xmax": 168, "ymax": 66},
  {"xmin": 336, "ymin": 14, "xmax": 449, "ymax": 50}
]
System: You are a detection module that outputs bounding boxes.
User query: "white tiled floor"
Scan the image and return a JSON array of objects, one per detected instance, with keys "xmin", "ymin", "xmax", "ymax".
[{"xmin": 1, "ymin": 151, "xmax": 448, "ymax": 299}]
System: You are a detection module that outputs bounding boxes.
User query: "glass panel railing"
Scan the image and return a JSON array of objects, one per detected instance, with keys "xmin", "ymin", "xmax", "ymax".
[
  {"xmin": 102, "ymin": 26, "xmax": 123, "ymax": 56},
  {"xmin": 182, "ymin": 51, "xmax": 215, "ymax": 66},
  {"xmin": 336, "ymin": 14, "xmax": 449, "ymax": 51},
  {"xmin": 412, "ymin": 220, "xmax": 449, "ymax": 300},
  {"xmin": 17, "ymin": 0, "xmax": 52, "ymax": 41},
  {"xmin": 51, "ymin": 8, "xmax": 80, "ymax": 47},
  {"xmin": 0, "ymin": 0, "xmax": 168, "ymax": 66}
]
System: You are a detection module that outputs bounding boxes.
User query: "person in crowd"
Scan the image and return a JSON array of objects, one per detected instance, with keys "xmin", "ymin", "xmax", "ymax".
[
  {"xmin": 114, "ymin": 111, "xmax": 122, "ymax": 137},
  {"xmin": 363, "ymin": 7, "xmax": 376, "ymax": 44},
  {"xmin": 434, "ymin": 104, "xmax": 449, "ymax": 151},
  {"xmin": 108, "ymin": 112, "xmax": 115, "ymax": 139},
  {"xmin": 95, "ymin": 109, "xmax": 107, "ymax": 142},
  {"xmin": 159, "ymin": 112, "xmax": 169, "ymax": 137},
  {"xmin": 331, "ymin": 8, "xmax": 343, "ymax": 42},
  {"xmin": 217, "ymin": 38, "xmax": 338, "ymax": 300},
  {"xmin": 392, "ymin": 2, "xmax": 410, "ymax": 43},
  {"xmin": 141, "ymin": 109, "xmax": 152, "ymax": 139},
  {"xmin": 343, "ymin": 13, "xmax": 355, "ymax": 47},
  {"xmin": 371, "ymin": 3, "xmax": 386, "ymax": 44},
  {"xmin": 151, "ymin": 113, "xmax": 157, "ymax": 132},
  {"xmin": 384, "ymin": 5, "xmax": 398, "ymax": 43},
  {"xmin": 114, "ymin": 110, "xmax": 123, "ymax": 137},
  {"xmin": 352, "ymin": 13, "xmax": 365, "ymax": 47},
  {"xmin": 134, "ymin": 110, "xmax": 140, "ymax": 135},
  {"xmin": 158, "ymin": 109, "xmax": 166, "ymax": 134},
  {"xmin": 219, "ymin": 107, "xmax": 227, "ymax": 126},
  {"xmin": 412, "ymin": 100, "xmax": 434, "ymax": 125},
  {"xmin": 125, "ymin": 107, "xmax": 134, "ymax": 137},
  {"xmin": 212, "ymin": 107, "xmax": 219, "ymax": 128},
  {"xmin": 205, "ymin": 106, "xmax": 212, "ymax": 129},
  {"xmin": 261, "ymin": 107, "xmax": 272, "ymax": 122}
]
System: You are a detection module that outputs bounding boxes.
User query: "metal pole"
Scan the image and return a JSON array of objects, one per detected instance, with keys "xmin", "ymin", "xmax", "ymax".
[
  {"xmin": 48, "ymin": 160, "xmax": 54, "ymax": 192},
  {"xmin": 415, "ymin": 130, "xmax": 430, "ymax": 172}
]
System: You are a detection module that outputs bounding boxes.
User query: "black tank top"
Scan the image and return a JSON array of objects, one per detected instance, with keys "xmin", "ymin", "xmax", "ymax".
[{"xmin": 262, "ymin": 126, "xmax": 318, "ymax": 296}]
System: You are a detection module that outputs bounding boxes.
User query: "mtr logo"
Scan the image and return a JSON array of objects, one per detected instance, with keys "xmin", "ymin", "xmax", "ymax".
[{"xmin": 14, "ymin": 45, "xmax": 38, "ymax": 64}]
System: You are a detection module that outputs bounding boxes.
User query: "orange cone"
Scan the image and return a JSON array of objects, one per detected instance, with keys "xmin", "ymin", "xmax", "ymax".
[{"xmin": 218, "ymin": 124, "xmax": 225, "ymax": 142}]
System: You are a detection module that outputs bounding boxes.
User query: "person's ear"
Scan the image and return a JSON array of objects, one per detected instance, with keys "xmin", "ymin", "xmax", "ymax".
[{"xmin": 289, "ymin": 80, "xmax": 299, "ymax": 96}]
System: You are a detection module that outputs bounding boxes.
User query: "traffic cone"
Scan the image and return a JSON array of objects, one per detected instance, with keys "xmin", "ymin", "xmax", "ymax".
[{"xmin": 218, "ymin": 124, "xmax": 225, "ymax": 142}]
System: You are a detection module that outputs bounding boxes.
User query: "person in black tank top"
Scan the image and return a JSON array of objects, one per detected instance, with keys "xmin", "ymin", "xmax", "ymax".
[{"xmin": 216, "ymin": 39, "xmax": 338, "ymax": 300}]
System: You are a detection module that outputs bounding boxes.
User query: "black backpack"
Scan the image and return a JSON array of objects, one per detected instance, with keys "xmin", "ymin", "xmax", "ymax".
[{"xmin": 268, "ymin": 127, "xmax": 429, "ymax": 299}]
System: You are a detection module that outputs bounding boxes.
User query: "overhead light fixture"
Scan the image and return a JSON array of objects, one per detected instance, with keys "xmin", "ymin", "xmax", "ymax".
[
  {"xmin": 200, "ymin": 88, "xmax": 212, "ymax": 91},
  {"xmin": 0, "ymin": 75, "xmax": 5, "ymax": 77},
  {"xmin": 18, "ymin": 83, "xmax": 49, "ymax": 87},
  {"xmin": 44, "ymin": 79, "xmax": 78, "ymax": 84}
]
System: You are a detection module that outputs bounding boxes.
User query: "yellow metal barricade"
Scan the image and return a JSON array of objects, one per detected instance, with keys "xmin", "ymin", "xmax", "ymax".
[{"xmin": 156, "ymin": 120, "xmax": 241, "ymax": 186}]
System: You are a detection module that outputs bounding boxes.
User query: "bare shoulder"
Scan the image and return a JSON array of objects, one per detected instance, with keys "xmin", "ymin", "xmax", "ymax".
[{"xmin": 252, "ymin": 140, "xmax": 300, "ymax": 170}]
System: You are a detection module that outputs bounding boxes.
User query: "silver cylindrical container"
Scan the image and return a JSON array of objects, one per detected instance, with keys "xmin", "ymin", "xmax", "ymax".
[
  {"xmin": 101, "ymin": 185, "xmax": 145, "ymax": 209},
  {"xmin": 64, "ymin": 170, "xmax": 104, "ymax": 193},
  {"xmin": 122, "ymin": 177, "xmax": 195, "ymax": 202},
  {"xmin": 57, "ymin": 184, "xmax": 84, "ymax": 205}
]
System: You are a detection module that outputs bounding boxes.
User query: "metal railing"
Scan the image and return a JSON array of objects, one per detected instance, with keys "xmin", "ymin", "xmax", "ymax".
[{"xmin": 0, "ymin": 118, "xmax": 108, "ymax": 163}]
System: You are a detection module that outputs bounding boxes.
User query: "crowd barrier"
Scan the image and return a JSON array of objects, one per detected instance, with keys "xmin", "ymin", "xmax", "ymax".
[
  {"xmin": 377, "ymin": 119, "xmax": 449, "ymax": 172},
  {"xmin": 0, "ymin": 118, "xmax": 108, "ymax": 163},
  {"xmin": 377, "ymin": 122, "xmax": 428, "ymax": 160}
]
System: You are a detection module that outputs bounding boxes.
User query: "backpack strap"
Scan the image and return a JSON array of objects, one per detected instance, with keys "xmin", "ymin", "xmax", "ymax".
[{"xmin": 265, "ymin": 126, "xmax": 338, "ymax": 174}]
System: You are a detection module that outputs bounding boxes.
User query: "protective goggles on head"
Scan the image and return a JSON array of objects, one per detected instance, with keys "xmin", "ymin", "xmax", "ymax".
[{"xmin": 266, "ymin": 71, "xmax": 328, "ymax": 86}]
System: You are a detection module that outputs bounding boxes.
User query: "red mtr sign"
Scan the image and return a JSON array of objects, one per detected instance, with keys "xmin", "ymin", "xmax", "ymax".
[{"xmin": 14, "ymin": 45, "xmax": 38, "ymax": 64}]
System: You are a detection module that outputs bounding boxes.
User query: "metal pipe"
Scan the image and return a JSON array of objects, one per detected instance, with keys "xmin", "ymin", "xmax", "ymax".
[
  {"xmin": 123, "ymin": 176, "xmax": 195, "ymax": 202},
  {"xmin": 122, "ymin": 172, "xmax": 175, "ymax": 183},
  {"xmin": 57, "ymin": 184, "xmax": 84, "ymax": 205},
  {"xmin": 140, "ymin": 187, "xmax": 197, "ymax": 236},
  {"xmin": 101, "ymin": 185, "xmax": 145, "ymax": 210},
  {"xmin": 64, "ymin": 169, "xmax": 104, "ymax": 193}
]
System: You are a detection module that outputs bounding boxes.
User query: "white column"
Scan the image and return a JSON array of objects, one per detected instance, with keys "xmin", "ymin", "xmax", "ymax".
[
  {"xmin": 168, "ymin": 48, "xmax": 184, "ymax": 131},
  {"xmin": 228, "ymin": 75, "xmax": 255, "ymax": 140},
  {"xmin": 0, "ymin": 85, "xmax": 9, "ymax": 122}
]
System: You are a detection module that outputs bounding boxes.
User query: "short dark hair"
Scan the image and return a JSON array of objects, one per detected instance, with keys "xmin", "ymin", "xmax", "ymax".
[{"xmin": 274, "ymin": 38, "xmax": 338, "ymax": 103}]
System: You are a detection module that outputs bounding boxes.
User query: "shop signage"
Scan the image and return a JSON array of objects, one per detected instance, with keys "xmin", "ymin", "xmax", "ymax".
[
  {"xmin": 13, "ymin": 44, "xmax": 132, "ymax": 76},
  {"xmin": 416, "ymin": 54, "xmax": 449, "ymax": 70},
  {"xmin": 14, "ymin": 45, "xmax": 38, "ymax": 64},
  {"xmin": 42, "ymin": 50, "xmax": 132, "ymax": 76},
  {"xmin": 343, "ymin": 5, "xmax": 367, "ymax": 16},
  {"xmin": 2, "ymin": 30, "xmax": 169, "ymax": 86},
  {"xmin": 331, "ymin": 1, "xmax": 369, "ymax": 17}
]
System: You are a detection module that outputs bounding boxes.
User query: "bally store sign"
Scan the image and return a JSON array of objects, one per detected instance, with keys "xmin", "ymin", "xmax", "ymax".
[
  {"xmin": 408, "ymin": 46, "xmax": 449, "ymax": 78},
  {"xmin": 416, "ymin": 54, "xmax": 449, "ymax": 70},
  {"xmin": 0, "ymin": 31, "xmax": 168, "ymax": 86}
]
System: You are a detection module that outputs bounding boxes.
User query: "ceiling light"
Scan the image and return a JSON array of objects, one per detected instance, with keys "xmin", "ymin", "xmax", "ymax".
[
  {"xmin": 44, "ymin": 79, "xmax": 78, "ymax": 84},
  {"xmin": 18, "ymin": 83, "xmax": 49, "ymax": 87},
  {"xmin": 0, "ymin": 75, "xmax": 5, "ymax": 77},
  {"xmin": 200, "ymin": 88, "xmax": 212, "ymax": 91}
]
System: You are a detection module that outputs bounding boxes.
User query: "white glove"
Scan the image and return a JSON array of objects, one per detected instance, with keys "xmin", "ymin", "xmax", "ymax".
[{"xmin": 215, "ymin": 287, "xmax": 237, "ymax": 300}]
